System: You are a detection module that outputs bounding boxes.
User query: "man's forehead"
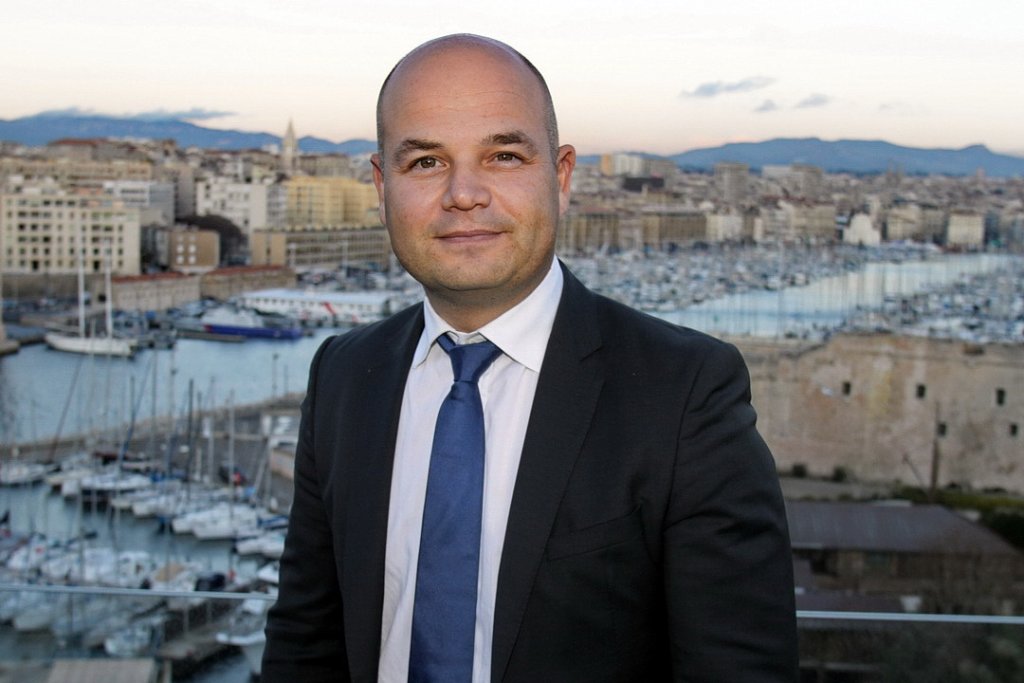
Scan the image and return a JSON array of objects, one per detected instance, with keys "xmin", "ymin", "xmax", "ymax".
[{"xmin": 382, "ymin": 37, "xmax": 541, "ymax": 106}]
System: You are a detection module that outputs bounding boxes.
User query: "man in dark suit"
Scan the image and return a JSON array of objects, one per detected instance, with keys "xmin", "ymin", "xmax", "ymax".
[{"xmin": 263, "ymin": 34, "xmax": 797, "ymax": 682}]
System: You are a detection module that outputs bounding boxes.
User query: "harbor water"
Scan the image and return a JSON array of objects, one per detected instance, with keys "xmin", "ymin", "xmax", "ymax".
[{"xmin": 0, "ymin": 252, "xmax": 1014, "ymax": 447}]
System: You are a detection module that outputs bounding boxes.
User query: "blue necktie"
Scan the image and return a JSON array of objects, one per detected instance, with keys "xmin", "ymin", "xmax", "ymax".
[{"xmin": 409, "ymin": 334, "xmax": 502, "ymax": 683}]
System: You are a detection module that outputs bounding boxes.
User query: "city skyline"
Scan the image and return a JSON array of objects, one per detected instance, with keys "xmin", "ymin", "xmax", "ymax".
[{"xmin": 3, "ymin": 1, "xmax": 1023, "ymax": 156}]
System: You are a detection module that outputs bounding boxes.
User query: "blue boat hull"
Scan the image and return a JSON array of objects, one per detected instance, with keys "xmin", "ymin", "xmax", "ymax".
[{"xmin": 203, "ymin": 324, "xmax": 303, "ymax": 340}]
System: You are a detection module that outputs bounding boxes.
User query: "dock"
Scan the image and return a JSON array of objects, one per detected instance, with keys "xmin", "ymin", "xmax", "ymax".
[{"xmin": 0, "ymin": 658, "xmax": 159, "ymax": 683}]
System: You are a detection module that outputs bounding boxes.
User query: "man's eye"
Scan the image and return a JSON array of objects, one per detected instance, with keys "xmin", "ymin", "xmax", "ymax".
[
  {"xmin": 413, "ymin": 157, "xmax": 438, "ymax": 169},
  {"xmin": 495, "ymin": 153, "xmax": 520, "ymax": 163}
]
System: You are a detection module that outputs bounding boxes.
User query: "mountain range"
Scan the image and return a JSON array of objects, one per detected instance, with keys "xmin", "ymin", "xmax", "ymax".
[
  {"xmin": 1, "ymin": 113, "xmax": 1022, "ymax": 177},
  {"xmin": 0, "ymin": 113, "xmax": 377, "ymax": 156},
  {"xmin": 668, "ymin": 138, "xmax": 1024, "ymax": 177}
]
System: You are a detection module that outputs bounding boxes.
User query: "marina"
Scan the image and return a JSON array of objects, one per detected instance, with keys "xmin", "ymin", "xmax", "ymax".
[
  {"xmin": 0, "ymin": 477, "xmax": 277, "ymax": 680},
  {"xmin": 0, "ymin": 245, "xmax": 1021, "ymax": 680},
  {"xmin": 2, "ymin": 247, "xmax": 1019, "ymax": 447}
]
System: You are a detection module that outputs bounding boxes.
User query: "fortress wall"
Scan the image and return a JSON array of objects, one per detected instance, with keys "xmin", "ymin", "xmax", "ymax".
[{"xmin": 731, "ymin": 334, "xmax": 1024, "ymax": 492}]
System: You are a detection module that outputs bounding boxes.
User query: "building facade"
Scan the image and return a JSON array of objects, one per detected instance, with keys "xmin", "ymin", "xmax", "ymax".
[
  {"xmin": 283, "ymin": 176, "xmax": 379, "ymax": 228},
  {"xmin": 0, "ymin": 181, "xmax": 141, "ymax": 276},
  {"xmin": 195, "ymin": 177, "xmax": 285, "ymax": 236},
  {"xmin": 199, "ymin": 265, "xmax": 296, "ymax": 300},
  {"xmin": 947, "ymin": 212, "xmax": 985, "ymax": 248},
  {"xmin": 557, "ymin": 210, "xmax": 620, "ymax": 254},
  {"xmin": 641, "ymin": 207, "xmax": 707, "ymax": 248},
  {"xmin": 250, "ymin": 226, "xmax": 391, "ymax": 271},
  {"xmin": 740, "ymin": 333, "xmax": 1024, "ymax": 492},
  {"xmin": 0, "ymin": 157, "xmax": 153, "ymax": 186},
  {"xmin": 157, "ymin": 227, "xmax": 221, "ymax": 273},
  {"xmin": 111, "ymin": 271, "xmax": 201, "ymax": 312},
  {"xmin": 102, "ymin": 180, "xmax": 175, "ymax": 225}
]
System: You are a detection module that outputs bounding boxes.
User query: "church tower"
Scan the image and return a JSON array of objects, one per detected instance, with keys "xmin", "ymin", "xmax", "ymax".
[{"xmin": 281, "ymin": 119, "xmax": 297, "ymax": 177}]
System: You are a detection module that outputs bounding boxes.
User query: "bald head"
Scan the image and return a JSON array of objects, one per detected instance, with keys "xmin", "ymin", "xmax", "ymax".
[{"xmin": 375, "ymin": 34, "xmax": 559, "ymax": 164}]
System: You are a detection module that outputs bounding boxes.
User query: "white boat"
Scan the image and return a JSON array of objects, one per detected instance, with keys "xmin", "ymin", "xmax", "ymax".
[
  {"xmin": 171, "ymin": 502, "xmax": 259, "ymax": 536},
  {"xmin": 0, "ymin": 461, "xmax": 52, "ymax": 485},
  {"xmin": 235, "ymin": 530, "xmax": 285, "ymax": 559},
  {"xmin": 0, "ymin": 590, "xmax": 47, "ymax": 623},
  {"xmin": 5, "ymin": 535, "xmax": 52, "ymax": 573},
  {"xmin": 78, "ymin": 471, "xmax": 153, "ymax": 507},
  {"xmin": 147, "ymin": 560, "xmax": 204, "ymax": 609},
  {"xmin": 44, "ymin": 331, "xmax": 136, "ymax": 357},
  {"xmin": 14, "ymin": 596, "xmax": 58, "ymax": 632},
  {"xmin": 191, "ymin": 506, "xmax": 265, "ymax": 540},
  {"xmin": 45, "ymin": 233, "xmax": 138, "ymax": 357},
  {"xmin": 41, "ymin": 547, "xmax": 153, "ymax": 587},
  {"xmin": 215, "ymin": 592, "xmax": 274, "ymax": 678},
  {"xmin": 256, "ymin": 561, "xmax": 279, "ymax": 587}
]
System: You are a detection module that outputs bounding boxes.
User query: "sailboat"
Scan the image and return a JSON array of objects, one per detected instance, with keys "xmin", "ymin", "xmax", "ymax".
[{"xmin": 45, "ymin": 231, "xmax": 137, "ymax": 357}]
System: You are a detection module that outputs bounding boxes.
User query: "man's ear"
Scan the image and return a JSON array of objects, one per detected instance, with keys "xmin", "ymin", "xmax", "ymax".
[
  {"xmin": 555, "ymin": 144, "xmax": 576, "ymax": 216},
  {"xmin": 371, "ymin": 153, "xmax": 386, "ymax": 224}
]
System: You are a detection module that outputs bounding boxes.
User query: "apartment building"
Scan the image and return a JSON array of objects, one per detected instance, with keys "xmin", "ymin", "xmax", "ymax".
[
  {"xmin": 156, "ymin": 226, "xmax": 220, "ymax": 274},
  {"xmin": 0, "ymin": 157, "xmax": 153, "ymax": 186},
  {"xmin": 0, "ymin": 180, "xmax": 141, "ymax": 276},
  {"xmin": 947, "ymin": 211, "xmax": 985, "ymax": 248},
  {"xmin": 283, "ymin": 176, "xmax": 379, "ymax": 227},
  {"xmin": 714, "ymin": 162, "xmax": 750, "ymax": 207},
  {"xmin": 641, "ymin": 207, "xmax": 707, "ymax": 248},
  {"xmin": 194, "ymin": 177, "xmax": 285, "ymax": 237},
  {"xmin": 102, "ymin": 180, "xmax": 175, "ymax": 225},
  {"xmin": 250, "ymin": 226, "xmax": 391, "ymax": 271},
  {"xmin": 558, "ymin": 209, "xmax": 620, "ymax": 254}
]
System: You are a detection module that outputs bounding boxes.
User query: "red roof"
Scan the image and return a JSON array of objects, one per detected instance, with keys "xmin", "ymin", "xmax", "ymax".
[{"xmin": 206, "ymin": 265, "xmax": 291, "ymax": 276}]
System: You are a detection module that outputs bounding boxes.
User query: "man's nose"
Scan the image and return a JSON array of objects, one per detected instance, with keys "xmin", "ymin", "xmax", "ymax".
[{"xmin": 442, "ymin": 164, "xmax": 491, "ymax": 210}]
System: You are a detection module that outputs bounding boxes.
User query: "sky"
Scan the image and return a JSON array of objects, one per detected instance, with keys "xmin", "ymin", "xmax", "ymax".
[{"xmin": 3, "ymin": 1, "xmax": 1023, "ymax": 156}]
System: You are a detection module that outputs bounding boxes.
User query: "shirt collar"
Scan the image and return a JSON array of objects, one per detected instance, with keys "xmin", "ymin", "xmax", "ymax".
[{"xmin": 412, "ymin": 258, "xmax": 564, "ymax": 373}]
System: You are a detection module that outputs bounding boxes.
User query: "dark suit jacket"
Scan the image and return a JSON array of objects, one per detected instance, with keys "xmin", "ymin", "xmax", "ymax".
[{"xmin": 263, "ymin": 265, "xmax": 798, "ymax": 682}]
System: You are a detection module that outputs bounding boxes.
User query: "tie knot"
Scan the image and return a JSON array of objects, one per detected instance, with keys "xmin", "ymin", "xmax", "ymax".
[{"xmin": 437, "ymin": 334, "xmax": 502, "ymax": 384}]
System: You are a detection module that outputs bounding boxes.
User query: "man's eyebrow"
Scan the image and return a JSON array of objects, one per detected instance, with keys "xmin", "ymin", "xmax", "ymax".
[
  {"xmin": 391, "ymin": 138, "xmax": 442, "ymax": 165},
  {"xmin": 483, "ymin": 131, "xmax": 538, "ymax": 155}
]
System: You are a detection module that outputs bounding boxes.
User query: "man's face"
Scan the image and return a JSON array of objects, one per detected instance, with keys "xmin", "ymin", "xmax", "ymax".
[{"xmin": 372, "ymin": 43, "xmax": 575, "ymax": 327}]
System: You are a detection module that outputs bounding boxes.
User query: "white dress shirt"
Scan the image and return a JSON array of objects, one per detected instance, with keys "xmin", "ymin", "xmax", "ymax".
[{"xmin": 379, "ymin": 259, "xmax": 564, "ymax": 683}]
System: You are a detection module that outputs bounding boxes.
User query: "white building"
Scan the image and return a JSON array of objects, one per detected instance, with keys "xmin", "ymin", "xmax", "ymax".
[
  {"xmin": 600, "ymin": 153, "xmax": 647, "ymax": 177},
  {"xmin": 843, "ymin": 213, "xmax": 881, "ymax": 246},
  {"xmin": 195, "ymin": 177, "xmax": 285, "ymax": 237},
  {"xmin": 946, "ymin": 212, "xmax": 984, "ymax": 248},
  {"xmin": 1, "ymin": 179, "xmax": 141, "ymax": 276},
  {"xmin": 102, "ymin": 180, "xmax": 175, "ymax": 225},
  {"xmin": 706, "ymin": 212, "xmax": 745, "ymax": 242}
]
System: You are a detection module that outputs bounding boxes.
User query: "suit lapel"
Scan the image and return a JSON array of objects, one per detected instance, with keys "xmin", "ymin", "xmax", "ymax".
[
  {"xmin": 341, "ymin": 306, "xmax": 424, "ymax": 679},
  {"xmin": 491, "ymin": 268, "xmax": 604, "ymax": 681}
]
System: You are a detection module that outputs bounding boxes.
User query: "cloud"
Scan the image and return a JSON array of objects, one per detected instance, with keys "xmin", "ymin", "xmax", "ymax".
[
  {"xmin": 34, "ymin": 107, "xmax": 234, "ymax": 121},
  {"xmin": 795, "ymin": 93, "xmax": 832, "ymax": 109},
  {"xmin": 754, "ymin": 99, "xmax": 779, "ymax": 113},
  {"xmin": 36, "ymin": 107, "xmax": 99, "ymax": 118},
  {"xmin": 878, "ymin": 101, "xmax": 926, "ymax": 116},
  {"xmin": 681, "ymin": 76, "xmax": 775, "ymax": 98},
  {"xmin": 125, "ymin": 108, "xmax": 235, "ymax": 121}
]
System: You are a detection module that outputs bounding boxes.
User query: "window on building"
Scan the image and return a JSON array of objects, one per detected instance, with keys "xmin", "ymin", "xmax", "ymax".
[
  {"xmin": 842, "ymin": 381, "xmax": 852, "ymax": 396},
  {"xmin": 916, "ymin": 384, "xmax": 927, "ymax": 399},
  {"xmin": 996, "ymin": 388, "xmax": 1006, "ymax": 406},
  {"xmin": 937, "ymin": 422, "xmax": 947, "ymax": 437},
  {"xmin": 1011, "ymin": 424, "xmax": 1019, "ymax": 438}
]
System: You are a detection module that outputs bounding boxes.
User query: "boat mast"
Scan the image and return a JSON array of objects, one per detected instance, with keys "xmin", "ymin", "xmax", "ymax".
[
  {"xmin": 77, "ymin": 218, "xmax": 86, "ymax": 337},
  {"xmin": 104, "ymin": 239, "xmax": 114, "ymax": 341}
]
